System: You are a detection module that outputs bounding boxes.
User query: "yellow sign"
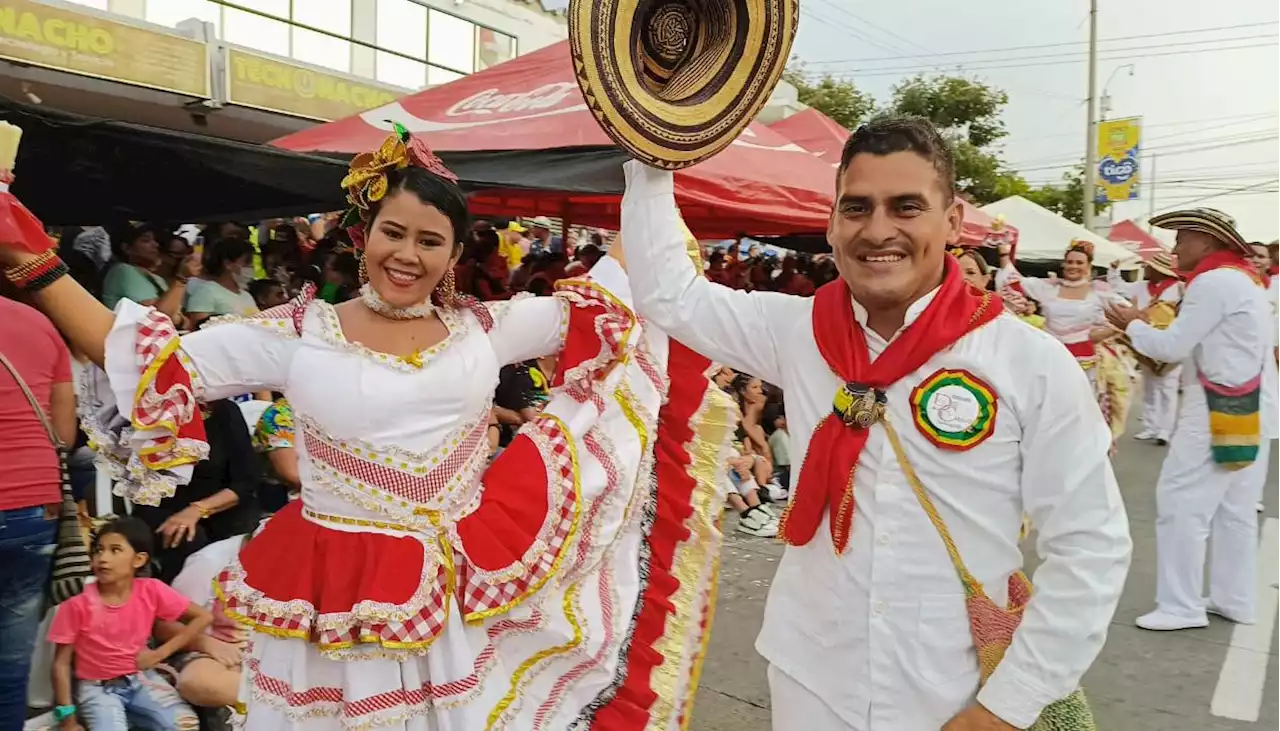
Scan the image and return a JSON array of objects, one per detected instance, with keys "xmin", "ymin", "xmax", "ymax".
[
  {"xmin": 1095, "ymin": 117, "xmax": 1141, "ymax": 204},
  {"xmin": 0, "ymin": 0, "xmax": 208, "ymax": 96},
  {"xmin": 226, "ymin": 49, "xmax": 400, "ymax": 121}
]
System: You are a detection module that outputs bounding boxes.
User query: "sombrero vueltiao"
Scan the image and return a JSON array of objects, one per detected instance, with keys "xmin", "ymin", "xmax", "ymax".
[
  {"xmin": 1150, "ymin": 207, "xmax": 1250, "ymax": 255},
  {"xmin": 568, "ymin": 0, "xmax": 799, "ymax": 170},
  {"xmin": 1146, "ymin": 251, "xmax": 1179, "ymax": 279}
]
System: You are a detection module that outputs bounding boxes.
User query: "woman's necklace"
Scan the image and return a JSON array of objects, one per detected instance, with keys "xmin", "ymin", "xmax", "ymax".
[
  {"xmin": 360, "ymin": 283, "xmax": 436, "ymax": 320},
  {"xmin": 1058, "ymin": 277, "xmax": 1091, "ymax": 288}
]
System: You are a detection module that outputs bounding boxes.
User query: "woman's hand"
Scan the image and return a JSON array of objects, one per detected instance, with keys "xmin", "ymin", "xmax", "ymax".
[
  {"xmin": 174, "ymin": 252, "xmax": 202, "ymax": 282},
  {"xmin": 157, "ymin": 506, "xmax": 202, "ymax": 548},
  {"xmin": 203, "ymin": 637, "xmax": 244, "ymax": 668}
]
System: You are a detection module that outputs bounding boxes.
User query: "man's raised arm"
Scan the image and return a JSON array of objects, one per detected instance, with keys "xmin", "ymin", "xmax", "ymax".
[{"xmin": 620, "ymin": 161, "xmax": 807, "ymax": 387}]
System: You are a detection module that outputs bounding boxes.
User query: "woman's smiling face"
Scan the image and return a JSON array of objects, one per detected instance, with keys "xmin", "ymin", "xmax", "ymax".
[{"xmin": 362, "ymin": 187, "xmax": 461, "ymax": 307}]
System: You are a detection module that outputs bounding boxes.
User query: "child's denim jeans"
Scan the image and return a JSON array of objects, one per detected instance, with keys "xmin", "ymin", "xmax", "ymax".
[{"xmin": 78, "ymin": 670, "xmax": 197, "ymax": 731}]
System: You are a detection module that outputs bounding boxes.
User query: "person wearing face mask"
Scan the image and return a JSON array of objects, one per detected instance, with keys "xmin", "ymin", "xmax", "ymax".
[
  {"xmin": 185, "ymin": 237, "xmax": 259, "ymax": 328},
  {"xmin": 622, "ymin": 115, "xmax": 1130, "ymax": 731}
]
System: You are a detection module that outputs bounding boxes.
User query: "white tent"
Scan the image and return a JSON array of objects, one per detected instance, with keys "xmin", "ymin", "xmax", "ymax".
[{"xmin": 980, "ymin": 196, "xmax": 1140, "ymax": 267}]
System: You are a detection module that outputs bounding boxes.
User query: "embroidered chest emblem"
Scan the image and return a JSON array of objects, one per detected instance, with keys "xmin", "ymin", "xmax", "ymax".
[{"xmin": 910, "ymin": 369, "xmax": 998, "ymax": 450}]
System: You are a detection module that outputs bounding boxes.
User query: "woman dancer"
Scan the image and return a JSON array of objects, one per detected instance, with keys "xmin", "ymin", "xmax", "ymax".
[
  {"xmin": 1, "ymin": 127, "xmax": 731, "ymax": 730},
  {"xmin": 996, "ymin": 239, "xmax": 1133, "ymax": 439}
]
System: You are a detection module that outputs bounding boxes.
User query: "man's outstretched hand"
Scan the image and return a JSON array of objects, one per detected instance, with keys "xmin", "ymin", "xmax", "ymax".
[{"xmin": 942, "ymin": 704, "xmax": 1019, "ymax": 731}]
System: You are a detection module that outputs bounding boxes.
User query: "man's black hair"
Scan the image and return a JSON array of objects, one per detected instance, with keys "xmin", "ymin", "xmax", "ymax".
[{"xmin": 838, "ymin": 114, "xmax": 956, "ymax": 201}]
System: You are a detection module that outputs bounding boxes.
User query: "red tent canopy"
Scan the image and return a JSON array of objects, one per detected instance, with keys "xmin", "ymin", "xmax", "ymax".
[
  {"xmin": 273, "ymin": 42, "xmax": 834, "ymax": 238},
  {"xmin": 1108, "ymin": 219, "xmax": 1167, "ymax": 261},
  {"xmin": 765, "ymin": 108, "xmax": 1015, "ymax": 249}
]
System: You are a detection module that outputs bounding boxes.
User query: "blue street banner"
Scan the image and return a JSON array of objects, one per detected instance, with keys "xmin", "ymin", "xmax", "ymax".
[{"xmin": 1096, "ymin": 117, "xmax": 1141, "ymax": 203}]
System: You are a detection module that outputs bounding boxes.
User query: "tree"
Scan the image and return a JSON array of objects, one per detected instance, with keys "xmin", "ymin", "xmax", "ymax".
[
  {"xmin": 885, "ymin": 75, "xmax": 1024, "ymax": 205},
  {"xmin": 1022, "ymin": 166, "xmax": 1109, "ymax": 224},
  {"xmin": 782, "ymin": 64, "xmax": 876, "ymax": 131}
]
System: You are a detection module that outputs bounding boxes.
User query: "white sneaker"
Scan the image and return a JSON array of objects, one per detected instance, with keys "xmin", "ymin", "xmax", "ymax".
[
  {"xmin": 1258, "ymin": 502, "xmax": 1266, "ymax": 513},
  {"xmin": 1133, "ymin": 431, "xmax": 1157, "ymax": 441},
  {"xmin": 1205, "ymin": 603, "xmax": 1255, "ymax": 625},
  {"xmin": 757, "ymin": 503, "xmax": 779, "ymax": 520},
  {"xmin": 737, "ymin": 507, "xmax": 779, "ymax": 538},
  {"xmin": 1135, "ymin": 609, "xmax": 1209, "ymax": 631},
  {"xmin": 765, "ymin": 482, "xmax": 790, "ymax": 503}
]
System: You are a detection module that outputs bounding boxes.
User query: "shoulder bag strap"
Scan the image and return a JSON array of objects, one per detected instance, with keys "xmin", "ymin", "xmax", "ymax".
[{"xmin": 0, "ymin": 349, "xmax": 64, "ymax": 451}]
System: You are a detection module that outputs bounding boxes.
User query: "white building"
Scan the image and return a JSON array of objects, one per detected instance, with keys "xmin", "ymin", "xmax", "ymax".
[
  {"xmin": 2, "ymin": 0, "xmax": 567, "ymax": 142},
  {"xmin": 74, "ymin": 0, "xmax": 566, "ymax": 90}
]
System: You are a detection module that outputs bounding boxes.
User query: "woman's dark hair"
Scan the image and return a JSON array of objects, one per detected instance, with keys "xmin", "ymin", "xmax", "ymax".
[
  {"xmin": 202, "ymin": 236, "xmax": 255, "ymax": 277},
  {"xmin": 93, "ymin": 516, "xmax": 154, "ymax": 556},
  {"xmin": 109, "ymin": 222, "xmax": 167, "ymax": 263},
  {"xmin": 472, "ymin": 228, "xmax": 500, "ymax": 260},
  {"xmin": 840, "ymin": 114, "xmax": 955, "ymax": 201},
  {"xmin": 729, "ymin": 373, "xmax": 759, "ymax": 412},
  {"xmin": 248, "ymin": 278, "xmax": 284, "ymax": 307},
  {"xmin": 368, "ymin": 166, "xmax": 470, "ymax": 247}
]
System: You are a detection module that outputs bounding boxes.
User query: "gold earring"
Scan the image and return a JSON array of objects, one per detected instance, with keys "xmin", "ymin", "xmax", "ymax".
[
  {"xmin": 358, "ymin": 256, "xmax": 368, "ymax": 284},
  {"xmin": 436, "ymin": 267, "xmax": 457, "ymax": 305}
]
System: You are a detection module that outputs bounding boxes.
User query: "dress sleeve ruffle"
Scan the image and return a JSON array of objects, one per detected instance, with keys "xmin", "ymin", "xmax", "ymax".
[
  {"xmin": 79, "ymin": 300, "xmax": 209, "ymax": 506},
  {"xmin": 82, "ymin": 288, "xmax": 310, "ymax": 506},
  {"xmin": 451, "ymin": 273, "xmax": 638, "ymax": 620}
]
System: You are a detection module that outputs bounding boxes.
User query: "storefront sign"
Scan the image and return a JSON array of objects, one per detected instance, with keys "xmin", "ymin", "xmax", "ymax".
[
  {"xmin": 226, "ymin": 49, "xmax": 400, "ymax": 121},
  {"xmin": 1096, "ymin": 117, "xmax": 1141, "ymax": 204},
  {"xmin": 0, "ymin": 0, "xmax": 208, "ymax": 96}
]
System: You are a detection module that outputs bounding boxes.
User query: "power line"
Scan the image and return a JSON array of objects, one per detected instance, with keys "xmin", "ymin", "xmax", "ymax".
[
  {"xmin": 1015, "ymin": 123, "xmax": 1279, "ymax": 164},
  {"xmin": 1025, "ymin": 112, "xmax": 1280, "ymax": 141},
  {"xmin": 821, "ymin": 40, "xmax": 1276, "ymax": 79},
  {"xmin": 1008, "ymin": 130, "xmax": 1279, "ymax": 171},
  {"xmin": 798, "ymin": 6, "xmax": 909, "ymax": 58},
  {"xmin": 809, "ymin": 0, "xmax": 937, "ymax": 60},
  {"xmin": 803, "ymin": 21, "xmax": 1279, "ymax": 66},
  {"xmin": 1148, "ymin": 179, "xmax": 1279, "ymax": 214}
]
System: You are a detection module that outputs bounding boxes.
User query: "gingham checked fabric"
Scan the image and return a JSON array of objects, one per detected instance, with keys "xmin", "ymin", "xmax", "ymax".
[
  {"xmin": 132, "ymin": 310, "xmax": 207, "ymax": 475},
  {"xmin": 554, "ymin": 282, "xmax": 636, "ymax": 405},
  {"xmin": 457, "ymin": 418, "xmax": 578, "ymax": 619},
  {"xmin": 303, "ymin": 418, "xmax": 488, "ymax": 507},
  {"xmin": 219, "ymin": 551, "xmax": 452, "ymax": 651},
  {"xmin": 256, "ymin": 281, "xmax": 315, "ymax": 335},
  {"xmin": 315, "ymin": 559, "xmax": 452, "ymax": 652}
]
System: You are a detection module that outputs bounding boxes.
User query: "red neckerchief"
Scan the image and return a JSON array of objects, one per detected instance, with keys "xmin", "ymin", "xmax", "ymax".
[
  {"xmin": 784, "ymin": 257, "xmax": 1004, "ymax": 553},
  {"xmin": 1146, "ymin": 278, "xmax": 1178, "ymax": 300},
  {"xmin": 1184, "ymin": 250, "xmax": 1262, "ymax": 288}
]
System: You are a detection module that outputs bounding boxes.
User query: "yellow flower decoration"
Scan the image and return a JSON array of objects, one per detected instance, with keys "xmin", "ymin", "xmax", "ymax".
[{"xmin": 341, "ymin": 133, "xmax": 410, "ymax": 216}]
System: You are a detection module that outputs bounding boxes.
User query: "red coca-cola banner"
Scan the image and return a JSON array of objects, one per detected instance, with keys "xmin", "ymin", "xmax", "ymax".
[{"xmin": 274, "ymin": 41, "xmax": 835, "ymax": 237}]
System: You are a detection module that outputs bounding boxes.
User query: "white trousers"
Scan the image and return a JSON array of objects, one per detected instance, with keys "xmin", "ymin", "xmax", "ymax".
[
  {"xmin": 1154, "ymin": 388, "xmax": 1269, "ymax": 621},
  {"xmin": 1139, "ymin": 366, "xmax": 1180, "ymax": 440}
]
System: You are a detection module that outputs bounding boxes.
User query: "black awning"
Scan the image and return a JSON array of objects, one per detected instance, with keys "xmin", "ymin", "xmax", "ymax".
[{"xmin": 0, "ymin": 98, "xmax": 347, "ymax": 225}]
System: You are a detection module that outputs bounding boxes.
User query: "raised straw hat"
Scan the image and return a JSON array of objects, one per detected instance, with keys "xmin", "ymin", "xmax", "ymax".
[{"xmin": 567, "ymin": 0, "xmax": 799, "ymax": 170}]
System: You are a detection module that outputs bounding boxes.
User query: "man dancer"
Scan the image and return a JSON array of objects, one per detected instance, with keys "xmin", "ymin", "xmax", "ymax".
[
  {"xmin": 623, "ymin": 116, "xmax": 1132, "ymax": 731},
  {"xmin": 1108, "ymin": 253, "xmax": 1184, "ymax": 444},
  {"xmin": 1107, "ymin": 209, "xmax": 1272, "ymax": 630}
]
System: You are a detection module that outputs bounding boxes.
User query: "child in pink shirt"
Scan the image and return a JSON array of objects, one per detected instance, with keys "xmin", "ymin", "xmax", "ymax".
[{"xmin": 49, "ymin": 517, "xmax": 212, "ymax": 731}]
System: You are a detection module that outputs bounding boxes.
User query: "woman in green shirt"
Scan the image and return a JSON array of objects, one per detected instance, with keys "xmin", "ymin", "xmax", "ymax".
[
  {"xmin": 186, "ymin": 237, "xmax": 259, "ymax": 329},
  {"xmin": 100, "ymin": 223, "xmax": 192, "ymax": 323}
]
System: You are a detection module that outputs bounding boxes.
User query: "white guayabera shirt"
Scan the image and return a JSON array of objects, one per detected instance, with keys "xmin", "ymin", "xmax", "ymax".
[{"xmin": 619, "ymin": 161, "xmax": 1133, "ymax": 731}]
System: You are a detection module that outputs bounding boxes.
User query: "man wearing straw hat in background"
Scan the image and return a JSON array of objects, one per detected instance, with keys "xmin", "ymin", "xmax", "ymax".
[
  {"xmin": 1107, "ymin": 208, "xmax": 1275, "ymax": 632},
  {"xmin": 1106, "ymin": 252, "xmax": 1185, "ymax": 445}
]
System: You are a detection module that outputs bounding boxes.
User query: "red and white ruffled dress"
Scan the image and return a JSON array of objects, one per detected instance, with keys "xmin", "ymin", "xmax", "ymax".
[{"xmin": 83, "ymin": 259, "xmax": 738, "ymax": 730}]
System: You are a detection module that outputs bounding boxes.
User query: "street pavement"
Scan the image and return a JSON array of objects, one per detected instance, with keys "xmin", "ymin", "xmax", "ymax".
[{"xmin": 689, "ymin": 423, "xmax": 1280, "ymax": 731}]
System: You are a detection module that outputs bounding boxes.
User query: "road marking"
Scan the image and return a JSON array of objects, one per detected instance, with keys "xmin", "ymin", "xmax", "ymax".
[{"xmin": 1210, "ymin": 516, "xmax": 1278, "ymax": 722}]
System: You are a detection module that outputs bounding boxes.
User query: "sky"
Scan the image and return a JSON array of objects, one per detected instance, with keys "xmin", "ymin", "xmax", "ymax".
[{"xmin": 547, "ymin": 0, "xmax": 1278, "ymax": 243}]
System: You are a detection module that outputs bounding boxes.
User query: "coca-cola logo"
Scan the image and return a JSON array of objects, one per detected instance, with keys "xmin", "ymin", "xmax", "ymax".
[
  {"xmin": 446, "ymin": 83, "xmax": 578, "ymax": 117},
  {"xmin": 1099, "ymin": 156, "xmax": 1137, "ymax": 184}
]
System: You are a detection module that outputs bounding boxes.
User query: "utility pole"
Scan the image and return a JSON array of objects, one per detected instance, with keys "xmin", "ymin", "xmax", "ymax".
[{"xmin": 1083, "ymin": 0, "xmax": 1099, "ymax": 232}]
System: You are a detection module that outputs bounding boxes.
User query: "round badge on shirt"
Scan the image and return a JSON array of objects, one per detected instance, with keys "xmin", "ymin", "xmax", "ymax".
[{"xmin": 910, "ymin": 369, "xmax": 998, "ymax": 451}]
